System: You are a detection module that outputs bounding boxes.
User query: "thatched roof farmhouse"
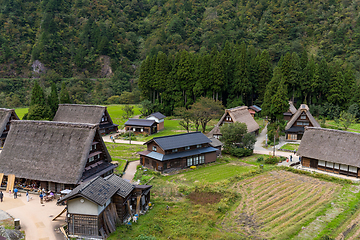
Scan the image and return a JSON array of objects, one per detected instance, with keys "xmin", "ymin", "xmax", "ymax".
[
  {"xmin": 285, "ymin": 104, "xmax": 320, "ymax": 141},
  {"xmin": 207, "ymin": 106, "xmax": 260, "ymax": 139},
  {"xmin": 298, "ymin": 127, "xmax": 360, "ymax": 178},
  {"xmin": 53, "ymin": 104, "xmax": 118, "ymax": 135},
  {"xmin": 0, "ymin": 120, "xmax": 116, "ymax": 192},
  {"xmin": 0, "ymin": 108, "xmax": 19, "ymax": 147}
]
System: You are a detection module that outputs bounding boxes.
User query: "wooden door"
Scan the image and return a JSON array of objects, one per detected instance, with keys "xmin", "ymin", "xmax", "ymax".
[{"xmin": 310, "ymin": 159, "xmax": 318, "ymax": 169}]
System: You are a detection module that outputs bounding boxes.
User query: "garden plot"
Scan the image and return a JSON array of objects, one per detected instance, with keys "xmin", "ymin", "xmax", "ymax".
[{"xmin": 221, "ymin": 170, "xmax": 340, "ymax": 239}]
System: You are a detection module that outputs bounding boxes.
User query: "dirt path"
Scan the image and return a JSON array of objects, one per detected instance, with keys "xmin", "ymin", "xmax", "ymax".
[
  {"xmin": 102, "ymin": 134, "xmax": 145, "ymax": 145},
  {"xmin": 122, "ymin": 160, "xmax": 140, "ymax": 183},
  {"xmin": 0, "ymin": 192, "xmax": 66, "ymax": 240}
]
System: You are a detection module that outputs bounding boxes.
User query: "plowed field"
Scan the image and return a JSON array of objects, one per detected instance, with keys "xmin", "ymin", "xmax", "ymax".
[{"xmin": 221, "ymin": 170, "xmax": 341, "ymax": 239}]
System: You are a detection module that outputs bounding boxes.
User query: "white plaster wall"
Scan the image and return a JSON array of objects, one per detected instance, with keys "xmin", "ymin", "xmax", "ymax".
[
  {"xmin": 98, "ymin": 198, "xmax": 111, "ymax": 214},
  {"xmin": 146, "ymin": 116, "xmax": 160, "ymax": 123},
  {"xmin": 68, "ymin": 198, "xmax": 98, "ymax": 215}
]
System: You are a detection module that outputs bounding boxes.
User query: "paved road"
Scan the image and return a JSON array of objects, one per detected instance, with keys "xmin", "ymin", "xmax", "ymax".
[
  {"xmin": 0, "ymin": 192, "xmax": 66, "ymax": 240},
  {"xmin": 103, "ymin": 134, "xmax": 145, "ymax": 145},
  {"xmin": 253, "ymin": 124, "xmax": 300, "ymax": 165},
  {"xmin": 122, "ymin": 160, "xmax": 140, "ymax": 183}
]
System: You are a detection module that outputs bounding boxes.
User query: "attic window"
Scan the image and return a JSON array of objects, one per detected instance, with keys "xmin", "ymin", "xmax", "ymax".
[
  {"xmin": 197, "ymin": 144, "xmax": 202, "ymax": 148},
  {"xmin": 300, "ymin": 115, "xmax": 306, "ymax": 120},
  {"xmin": 152, "ymin": 146, "xmax": 157, "ymax": 152},
  {"xmin": 226, "ymin": 116, "xmax": 232, "ymax": 121},
  {"xmin": 185, "ymin": 146, "xmax": 190, "ymax": 150},
  {"xmin": 172, "ymin": 148, "xmax": 178, "ymax": 153}
]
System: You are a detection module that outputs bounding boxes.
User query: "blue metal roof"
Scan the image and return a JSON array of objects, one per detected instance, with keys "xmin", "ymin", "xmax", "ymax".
[
  {"xmin": 144, "ymin": 147, "xmax": 217, "ymax": 162},
  {"xmin": 149, "ymin": 132, "xmax": 211, "ymax": 151},
  {"xmin": 125, "ymin": 119, "xmax": 156, "ymax": 127}
]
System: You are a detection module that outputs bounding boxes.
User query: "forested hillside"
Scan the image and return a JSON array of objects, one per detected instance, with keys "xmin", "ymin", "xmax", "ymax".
[
  {"xmin": 1, "ymin": 0, "xmax": 360, "ymax": 110},
  {"xmin": 1, "ymin": 0, "xmax": 360, "ymax": 77}
]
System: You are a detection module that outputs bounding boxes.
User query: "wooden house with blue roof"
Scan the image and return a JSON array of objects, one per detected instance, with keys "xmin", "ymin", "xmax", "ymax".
[{"xmin": 138, "ymin": 132, "xmax": 217, "ymax": 172}]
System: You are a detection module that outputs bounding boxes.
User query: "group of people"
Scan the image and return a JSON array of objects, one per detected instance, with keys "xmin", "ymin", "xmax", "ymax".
[{"xmin": 0, "ymin": 188, "xmax": 53, "ymax": 203}]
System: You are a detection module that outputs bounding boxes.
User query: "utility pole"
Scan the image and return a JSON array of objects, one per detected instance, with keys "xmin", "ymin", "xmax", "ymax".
[
  {"xmin": 273, "ymin": 134, "xmax": 275, "ymax": 156},
  {"xmin": 129, "ymin": 128, "xmax": 131, "ymax": 144}
]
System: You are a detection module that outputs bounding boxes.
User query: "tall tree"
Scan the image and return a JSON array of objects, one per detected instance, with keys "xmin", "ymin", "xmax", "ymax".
[
  {"xmin": 257, "ymin": 50, "xmax": 273, "ymax": 102},
  {"xmin": 233, "ymin": 42, "xmax": 250, "ymax": 102},
  {"xmin": 47, "ymin": 82, "xmax": 59, "ymax": 120},
  {"xmin": 59, "ymin": 82, "xmax": 71, "ymax": 104},
  {"xmin": 190, "ymin": 97, "xmax": 223, "ymax": 133}
]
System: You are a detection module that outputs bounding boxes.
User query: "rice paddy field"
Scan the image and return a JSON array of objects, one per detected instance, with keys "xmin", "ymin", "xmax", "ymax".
[{"xmin": 108, "ymin": 150, "xmax": 360, "ymax": 240}]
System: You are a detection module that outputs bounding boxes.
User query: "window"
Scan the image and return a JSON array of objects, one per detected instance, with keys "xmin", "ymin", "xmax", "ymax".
[
  {"xmin": 152, "ymin": 146, "xmax": 157, "ymax": 152},
  {"xmin": 141, "ymin": 128, "xmax": 144, "ymax": 132},
  {"xmin": 287, "ymin": 134, "xmax": 297, "ymax": 140},
  {"xmin": 187, "ymin": 157, "xmax": 193, "ymax": 166},
  {"xmin": 185, "ymin": 146, "xmax": 190, "ymax": 150},
  {"xmin": 300, "ymin": 115, "xmax": 306, "ymax": 120},
  {"xmin": 297, "ymin": 121, "xmax": 303, "ymax": 126},
  {"xmin": 172, "ymin": 149, "xmax": 178, "ymax": 153},
  {"xmin": 89, "ymin": 156, "xmax": 95, "ymax": 162},
  {"xmin": 197, "ymin": 144, "xmax": 202, "ymax": 148},
  {"xmin": 194, "ymin": 156, "xmax": 199, "ymax": 165},
  {"xmin": 303, "ymin": 122, "xmax": 309, "ymax": 126},
  {"xmin": 199, "ymin": 155, "xmax": 205, "ymax": 164},
  {"xmin": 93, "ymin": 144, "xmax": 96, "ymax": 150}
]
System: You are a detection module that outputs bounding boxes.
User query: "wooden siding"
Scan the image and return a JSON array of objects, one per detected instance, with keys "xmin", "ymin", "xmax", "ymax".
[
  {"xmin": 158, "ymin": 121, "xmax": 164, "ymax": 131},
  {"xmin": 147, "ymin": 142, "xmax": 165, "ymax": 154},
  {"xmin": 302, "ymin": 157, "xmax": 311, "ymax": 168}
]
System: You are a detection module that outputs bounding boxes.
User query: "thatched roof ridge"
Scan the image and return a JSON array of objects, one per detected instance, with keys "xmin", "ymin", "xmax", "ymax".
[
  {"xmin": 0, "ymin": 120, "xmax": 103, "ymax": 184},
  {"xmin": 208, "ymin": 106, "xmax": 259, "ymax": 136},
  {"xmin": 0, "ymin": 108, "xmax": 18, "ymax": 136},
  {"xmin": 53, "ymin": 104, "xmax": 107, "ymax": 125},
  {"xmin": 285, "ymin": 104, "xmax": 320, "ymax": 130},
  {"xmin": 298, "ymin": 127, "xmax": 360, "ymax": 167},
  {"xmin": 11, "ymin": 120, "xmax": 98, "ymax": 129},
  {"xmin": 289, "ymin": 101, "xmax": 297, "ymax": 114}
]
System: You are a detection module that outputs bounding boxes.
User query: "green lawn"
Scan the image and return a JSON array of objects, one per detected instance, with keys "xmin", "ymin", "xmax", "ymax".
[
  {"xmin": 105, "ymin": 142, "xmax": 145, "ymax": 162},
  {"xmin": 165, "ymin": 155, "xmax": 263, "ymax": 184},
  {"xmin": 106, "ymin": 104, "xmax": 142, "ymax": 127},
  {"xmin": 279, "ymin": 143, "xmax": 299, "ymax": 151},
  {"xmin": 14, "ymin": 107, "xmax": 28, "ymax": 119}
]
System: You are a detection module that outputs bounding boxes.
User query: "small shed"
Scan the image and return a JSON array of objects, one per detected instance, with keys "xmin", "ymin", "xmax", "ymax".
[
  {"xmin": 146, "ymin": 112, "xmax": 166, "ymax": 131},
  {"xmin": 125, "ymin": 119, "xmax": 157, "ymax": 135},
  {"xmin": 58, "ymin": 177, "xmax": 119, "ymax": 238},
  {"xmin": 208, "ymin": 137, "xmax": 223, "ymax": 157}
]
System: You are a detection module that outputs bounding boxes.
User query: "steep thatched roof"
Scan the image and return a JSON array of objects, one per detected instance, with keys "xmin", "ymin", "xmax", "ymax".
[
  {"xmin": 0, "ymin": 120, "xmax": 112, "ymax": 184},
  {"xmin": 0, "ymin": 108, "xmax": 18, "ymax": 136},
  {"xmin": 298, "ymin": 127, "xmax": 360, "ymax": 167},
  {"xmin": 207, "ymin": 106, "xmax": 259, "ymax": 136},
  {"xmin": 53, "ymin": 104, "xmax": 107, "ymax": 125},
  {"xmin": 285, "ymin": 104, "xmax": 320, "ymax": 130},
  {"xmin": 289, "ymin": 101, "xmax": 297, "ymax": 114}
]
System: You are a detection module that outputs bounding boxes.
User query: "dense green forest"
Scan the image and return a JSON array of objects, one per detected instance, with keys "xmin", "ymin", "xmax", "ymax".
[{"xmin": 1, "ymin": 0, "xmax": 360, "ymax": 111}]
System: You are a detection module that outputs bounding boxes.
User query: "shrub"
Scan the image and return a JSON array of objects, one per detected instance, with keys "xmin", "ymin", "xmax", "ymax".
[
  {"xmin": 256, "ymin": 156, "xmax": 264, "ymax": 162},
  {"xmin": 264, "ymin": 156, "xmax": 279, "ymax": 164},
  {"xmin": 229, "ymin": 147, "xmax": 253, "ymax": 158}
]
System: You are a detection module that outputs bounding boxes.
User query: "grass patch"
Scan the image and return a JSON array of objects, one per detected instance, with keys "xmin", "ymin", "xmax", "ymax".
[
  {"xmin": 279, "ymin": 143, "xmax": 299, "ymax": 151},
  {"xmin": 106, "ymin": 104, "xmax": 141, "ymax": 127},
  {"xmin": 105, "ymin": 142, "xmax": 145, "ymax": 162},
  {"xmin": 165, "ymin": 162, "xmax": 257, "ymax": 184},
  {"xmin": 14, "ymin": 107, "xmax": 28, "ymax": 119}
]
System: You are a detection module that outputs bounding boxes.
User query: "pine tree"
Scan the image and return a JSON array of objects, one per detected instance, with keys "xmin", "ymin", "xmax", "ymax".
[
  {"xmin": 59, "ymin": 82, "xmax": 71, "ymax": 104},
  {"xmin": 289, "ymin": 52, "xmax": 301, "ymax": 101},
  {"xmin": 233, "ymin": 42, "xmax": 250, "ymax": 102},
  {"xmin": 30, "ymin": 81, "xmax": 46, "ymax": 107},
  {"xmin": 262, "ymin": 67, "xmax": 285, "ymax": 122},
  {"xmin": 327, "ymin": 71, "xmax": 345, "ymax": 106},
  {"xmin": 257, "ymin": 50, "xmax": 273, "ymax": 102},
  {"xmin": 154, "ymin": 51, "xmax": 170, "ymax": 103},
  {"xmin": 316, "ymin": 59, "xmax": 330, "ymax": 103},
  {"xmin": 48, "ymin": 82, "xmax": 59, "ymax": 120},
  {"xmin": 271, "ymin": 78, "xmax": 289, "ymax": 121}
]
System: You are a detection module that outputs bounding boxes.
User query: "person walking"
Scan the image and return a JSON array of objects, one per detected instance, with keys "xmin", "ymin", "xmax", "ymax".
[
  {"xmin": 0, "ymin": 191, "xmax": 3, "ymax": 202},
  {"xmin": 39, "ymin": 193, "xmax": 43, "ymax": 204},
  {"xmin": 26, "ymin": 191, "xmax": 29, "ymax": 202},
  {"xmin": 290, "ymin": 155, "xmax": 293, "ymax": 162},
  {"xmin": 13, "ymin": 188, "xmax": 18, "ymax": 199}
]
